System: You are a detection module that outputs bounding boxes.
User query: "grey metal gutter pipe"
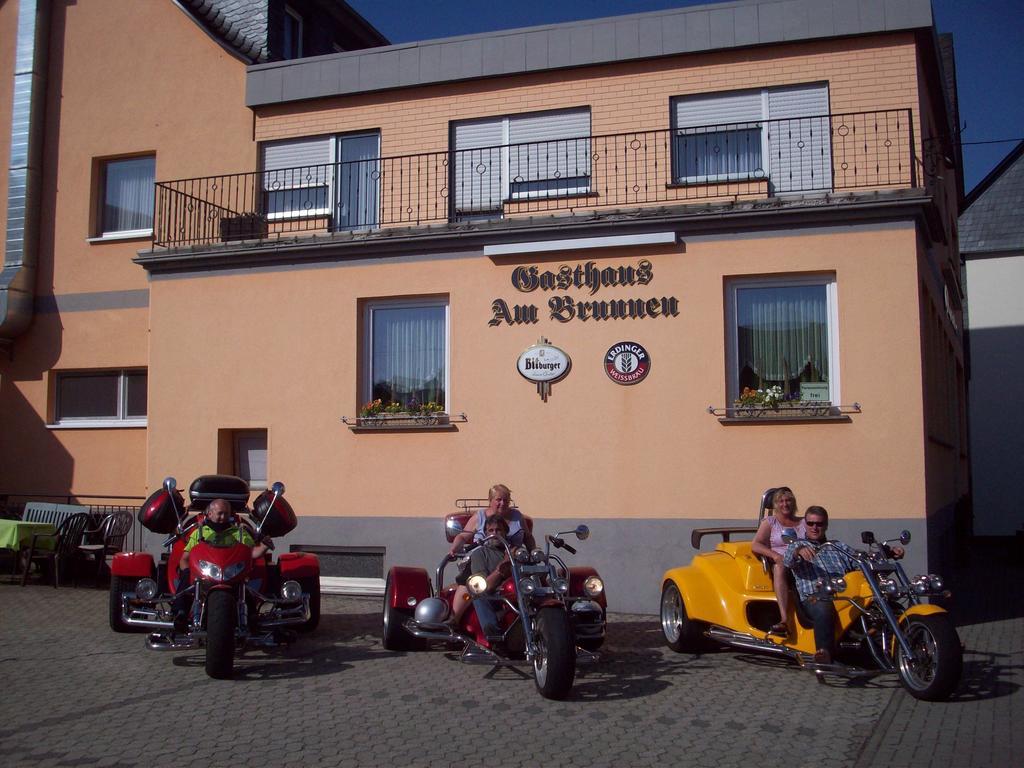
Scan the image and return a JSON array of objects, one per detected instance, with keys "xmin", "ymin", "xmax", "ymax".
[{"xmin": 0, "ymin": 0, "xmax": 49, "ymax": 349}]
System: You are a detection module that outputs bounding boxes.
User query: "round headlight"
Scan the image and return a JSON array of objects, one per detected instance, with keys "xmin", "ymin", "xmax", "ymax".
[
  {"xmin": 513, "ymin": 546, "xmax": 531, "ymax": 564},
  {"xmin": 519, "ymin": 578, "xmax": 536, "ymax": 595},
  {"xmin": 530, "ymin": 548, "xmax": 546, "ymax": 563},
  {"xmin": 281, "ymin": 580, "xmax": 302, "ymax": 601},
  {"xmin": 583, "ymin": 575, "xmax": 604, "ymax": 597},
  {"xmin": 467, "ymin": 574, "xmax": 488, "ymax": 595},
  {"xmin": 928, "ymin": 574, "xmax": 944, "ymax": 591},
  {"xmin": 831, "ymin": 577, "xmax": 847, "ymax": 593},
  {"xmin": 552, "ymin": 578, "xmax": 569, "ymax": 595},
  {"xmin": 136, "ymin": 578, "xmax": 158, "ymax": 600},
  {"xmin": 912, "ymin": 580, "xmax": 929, "ymax": 595}
]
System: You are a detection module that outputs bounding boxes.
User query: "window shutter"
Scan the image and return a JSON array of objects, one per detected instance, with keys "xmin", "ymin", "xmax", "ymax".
[
  {"xmin": 673, "ymin": 90, "xmax": 763, "ymax": 130},
  {"xmin": 767, "ymin": 83, "xmax": 832, "ymax": 193},
  {"xmin": 508, "ymin": 109, "xmax": 590, "ymax": 184},
  {"xmin": 260, "ymin": 136, "xmax": 333, "ymax": 188},
  {"xmin": 452, "ymin": 118, "xmax": 503, "ymax": 213}
]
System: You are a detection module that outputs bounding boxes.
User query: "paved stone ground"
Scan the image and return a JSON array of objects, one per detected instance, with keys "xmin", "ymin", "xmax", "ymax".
[{"xmin": 0, "ymin": 551, "xmax": 1019, "ymax": 768}]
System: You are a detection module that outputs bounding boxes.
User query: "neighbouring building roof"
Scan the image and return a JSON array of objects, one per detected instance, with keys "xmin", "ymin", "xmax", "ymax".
[
  {"xmin": 178, "ymin": 0, "xmax": 387, "ymax": 64},
  {"xmin": 960, "ymin": 142, "xmax": 1024, "ymax": 255},
  {"xmin": 246, "ymin": 0, "xmax": 935, "ymax": 106}
]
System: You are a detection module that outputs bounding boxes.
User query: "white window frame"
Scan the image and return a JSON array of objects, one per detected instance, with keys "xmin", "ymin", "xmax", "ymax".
[
  {"xmin": 52, "ymin": 369, "xmax": 147, "ymax": 428},
  {"xmin": 99, "ymin": 156, "xmax": 155, "ymax": 238},
  {"xmin": 283, "ymin": 5, "xmax": 304, "ymax": 58},
  {"xmin": 234, "ymin": 430, "xmax": 268, "ymax": 489},
  {"xmin": 724, "ymin": 274, "xmax": 840, "ymax": 405},
  {"xmin": 671, "ymin": 83, "xmax": 830, "ymax": 190},
  {"xmin": 261, "ymin": 132, "xmax": 380, "ymax": 225},
  {"xmin": 451, "ymin": 108, "xmax": 591, "ymax": 215},
  {"xmin": 361, "ymin": 297, "xmax": 450, "ymax": 411}
]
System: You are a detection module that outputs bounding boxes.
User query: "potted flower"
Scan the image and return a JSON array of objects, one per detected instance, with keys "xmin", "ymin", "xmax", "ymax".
[
  {"xmin": 357, "ymin": 398, "xmax": 449, "ymax": 427},
  {"xmin": 732, "ymin": 386, "xmax": 831, "ymax": 418}
]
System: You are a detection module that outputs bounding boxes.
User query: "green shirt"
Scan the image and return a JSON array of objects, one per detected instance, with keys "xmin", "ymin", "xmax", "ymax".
[{"xmin": 183, "ymin": 523, "xmax": 254, "ymax": 552}]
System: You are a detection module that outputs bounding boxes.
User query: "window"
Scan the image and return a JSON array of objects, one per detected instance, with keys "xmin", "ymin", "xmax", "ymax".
[
  {"xmin": 452, "ymin": 108, "xmax": 591, "ymax": 218},
  {"xmin": 55, "ymin": 369, "xmax": 147, "ymax": 426},
  {"xmin": 726, "ymin": 276, "xmax": 839, "ymax": 404},
  {"xmin": 100, "ymin": 156, "xmax": 155, "ymax": 236},
  {"xmin": 235, "ymin": 430, "xmax": 268, "ymax": 488},
  {"xmin": 672, "ymin": 83, "xmax": 831, "ymax": 193},
  {"xmin": 260, "ymin": 133, "xmax": 380, "ymax": 229},
  {"xmin": 363, "ymin": 298, "xmax": 448, "ymax": 410},
  {"xmin": 283, "ymin": 6, "xmax": 303, "ymax": 59}
]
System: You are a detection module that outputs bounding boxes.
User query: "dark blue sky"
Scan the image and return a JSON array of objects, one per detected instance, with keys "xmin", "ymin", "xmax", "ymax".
[{"xmin": 350, "ymin": 0, "xmax": 1022, "ymax": 194}]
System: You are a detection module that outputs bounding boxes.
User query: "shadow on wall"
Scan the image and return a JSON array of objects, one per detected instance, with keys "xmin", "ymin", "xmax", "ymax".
[
  {"xmin": 0, "ymin": 377, "xmax": 74, "ymax": 503},
  {"xmin": 967, "ymin": 324, "xmax": 1024, "ymax": 536}
]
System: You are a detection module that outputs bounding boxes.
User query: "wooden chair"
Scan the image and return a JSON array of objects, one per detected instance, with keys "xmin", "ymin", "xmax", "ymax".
[
  {"xmin": 20, "ymin": 512, "xmax": 90, "ymax": 588},
  {"xmin": 77, "ymin": 511, "xmax": 134, "ymax": 586}
]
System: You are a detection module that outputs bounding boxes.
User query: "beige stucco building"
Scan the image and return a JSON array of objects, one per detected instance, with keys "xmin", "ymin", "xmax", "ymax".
[{"xmin": 1, "ymin": 0, "xmax": 967, "ymax": 612}]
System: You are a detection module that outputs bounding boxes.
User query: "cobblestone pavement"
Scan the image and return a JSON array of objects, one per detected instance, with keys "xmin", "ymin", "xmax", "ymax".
[{"xmin": 0, "ymin": 567, "xmax": 1019, "ymax": 768}]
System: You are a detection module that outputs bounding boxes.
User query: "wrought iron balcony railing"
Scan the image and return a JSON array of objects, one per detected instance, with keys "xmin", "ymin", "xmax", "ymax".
[{"xmin": 153, "ymin": 109, "xmax": 916, "ymax": 249}]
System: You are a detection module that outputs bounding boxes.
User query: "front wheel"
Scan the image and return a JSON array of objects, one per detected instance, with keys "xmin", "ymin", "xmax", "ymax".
[
  {"xmin": 205, "ymin": 589, "xmax": 237, "ymax": 679},
  {"xmin": 895, "ymin": 614, "xmax": 962, "ymax": 701},
  {"xmin": 382, "ymin": 573, "xmax": 426, "ymax": 651},
  {"xmin": 533, "ymin": 606, "xmax": 576, "ymax": 700},
  {"xmin": 109, "ymin": 576, "xmax": 142, "ymax": 633},
  {"xmin": 661, "ymin": 582, "xmax": 709, "ymax": 652}
]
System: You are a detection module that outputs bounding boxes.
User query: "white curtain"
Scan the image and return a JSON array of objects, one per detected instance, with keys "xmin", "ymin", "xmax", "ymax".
[
  {"xmin": 737, "ymin": 284, "xmax": 829, "ymax": 385},
  {"xmin": 103, "ymin": 157, "xmax": 155, "ymax": 232},
  {"xmin": 371, "ymin": 305, "xmax": 446, "ymax": 407},
  {"xmin": 337, "ymin": 134, "xmax": 380, "ymax": 229}
]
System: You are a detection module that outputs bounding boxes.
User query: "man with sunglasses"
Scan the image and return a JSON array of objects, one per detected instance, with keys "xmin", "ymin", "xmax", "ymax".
[{"xmin": 783, "ymin": 506, "xmax": 904, "ymax": 664}]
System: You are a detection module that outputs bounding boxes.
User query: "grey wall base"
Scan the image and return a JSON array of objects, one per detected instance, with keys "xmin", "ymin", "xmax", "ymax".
[{"xmin": 280, "ymin": 516, "xmax": 931, "ymax": 615}]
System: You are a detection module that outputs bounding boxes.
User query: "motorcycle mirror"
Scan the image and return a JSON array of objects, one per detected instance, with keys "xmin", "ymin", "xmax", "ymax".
[
  {"xmin": 781, "ymin": 527, "xmax": 798, "ymax": 544},
  {"xmin": 900, "ymin": 530, "xmax": 912, "ymax": 545},
  {"xmin": 271, "ymin": 481, "xmax": 285, "ymax": 496},
  {"xmin": 163, "ymin": 477, "xmax": 177, "ymax": 493},
  {"xmin": 861, "ymin": 531, "xmax": 876, "ymax": 545},
  {"xmin": 574, "ymin": 524, "xmax": 590, "ymax": 541},
  {"xmin": 445, "ymin": 518, "xmax": 464, "ymax": 536}
]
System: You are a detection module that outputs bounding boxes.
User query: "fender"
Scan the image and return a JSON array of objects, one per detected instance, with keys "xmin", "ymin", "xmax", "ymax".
[
  {"xmin": 898, "ymin": 603, "xmax": 949, "ymax": 622},
  {"xmin": 661, "ymin": 562, "xmax": 720, "ymax": 625},
  {"xmin": 111, "ymin": 552, "xmax": 155, "ymax": 579},
  {"xmin": 387, "ymin": 565, "xmax": 431, "ymax": 608},
  {"xmin": 568, "ymin": 565, "xmax": 607, "ymax": 609},
  {"xmin": 278, "ymin": 552, "xmax": 320, "ymax": 580}
]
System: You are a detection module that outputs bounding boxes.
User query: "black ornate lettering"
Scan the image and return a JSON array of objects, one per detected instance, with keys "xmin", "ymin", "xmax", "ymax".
[
  {"xmin": 511, "ymin": 266, "xmax": 538, "ymax": 292},
  {"xmin": 548, "ymin": 295, "xmax": 575, "ymax": 323},
  {"xmin": 490, "ymin": 299, "xmax": 513, "ymax": 326},
  {"xmin": 637, "ymin": 259, "xmax": 653, "ymax": 285}
]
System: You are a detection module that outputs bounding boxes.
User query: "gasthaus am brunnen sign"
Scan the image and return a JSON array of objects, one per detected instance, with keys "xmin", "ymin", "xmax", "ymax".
[{"xmin": 489, "ymin": 259, "xmax": 679, "ymax": 326}]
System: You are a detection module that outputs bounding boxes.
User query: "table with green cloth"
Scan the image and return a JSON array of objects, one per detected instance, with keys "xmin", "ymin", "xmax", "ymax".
[{"xmin": 0, "ymin": 519, "xmax": 57, "ymax": 551}]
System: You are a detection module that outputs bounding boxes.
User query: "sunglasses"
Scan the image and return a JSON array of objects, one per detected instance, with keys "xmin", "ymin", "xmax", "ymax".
[{"xmin": 805, "ymin": 521, "xmax": 826, "ymax": 528}]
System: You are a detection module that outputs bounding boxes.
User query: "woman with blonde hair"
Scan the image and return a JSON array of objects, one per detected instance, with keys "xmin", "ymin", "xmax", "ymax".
[{"xmin": 750, "ymin": 486, "xmax": 806, "ymax": 636}]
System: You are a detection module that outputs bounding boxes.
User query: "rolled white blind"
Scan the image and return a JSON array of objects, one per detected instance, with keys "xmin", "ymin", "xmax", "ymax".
[
  {"xmin": 261, "ymin": 136, "xmax": 333, "ymax": 187},
  {"xmin": 767, "ymin": 83, "xmax": 831, "ymax": 193},
  {"xmin": 452, "ymin": 118, "xmax": 504, "ymax": 212},
  {"xmin": 673, "ymin": 89, "xmax": 763, "ymax": 130},
  {"xmin": 508, "ymin": 109, "xmax": 590, "ymax": 183}
]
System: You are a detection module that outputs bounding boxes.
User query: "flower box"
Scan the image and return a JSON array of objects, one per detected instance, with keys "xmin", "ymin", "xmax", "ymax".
[
  {"xmin": 730, "ymin": 402, "xmax": 833, "ymax": 419},
  {"xmin": 356, "ymin": 412, "xmax": 451, "ymax": 428}
]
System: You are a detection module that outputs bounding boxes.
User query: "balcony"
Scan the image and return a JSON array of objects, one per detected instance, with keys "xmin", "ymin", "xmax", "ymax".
[{"xmin": 153, "ymin": 109, "xmax": 918, "ymax": 250}]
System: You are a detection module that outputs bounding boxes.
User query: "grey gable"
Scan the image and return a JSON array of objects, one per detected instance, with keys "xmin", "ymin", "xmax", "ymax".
[
  {"xmin": 246, "ymin": 0, "xmax": 934, "ymax": 106},
  {"xmin": 960, "ymin": 142, "xmax": 1024, "ymax": 255},
  {"xmin": 179, "ymin": 0, "xmax": 269, "ymax": 62}
]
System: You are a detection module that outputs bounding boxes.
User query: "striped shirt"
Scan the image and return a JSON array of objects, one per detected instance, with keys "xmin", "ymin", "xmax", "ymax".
[{"xmin": 784, "ymin": 539, "xmax": 860, "ymax": 601}]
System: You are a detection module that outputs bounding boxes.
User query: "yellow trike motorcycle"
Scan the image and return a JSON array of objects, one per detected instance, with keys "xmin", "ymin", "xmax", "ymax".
[{"xmin": 660, "ymin": 489, "xmax": 963, "ymax": 701}]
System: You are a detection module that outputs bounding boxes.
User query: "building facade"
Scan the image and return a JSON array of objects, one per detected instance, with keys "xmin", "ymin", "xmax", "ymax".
[{"xmin": 2, "ymin": 0, "xmax": 965, "ymax": 613}]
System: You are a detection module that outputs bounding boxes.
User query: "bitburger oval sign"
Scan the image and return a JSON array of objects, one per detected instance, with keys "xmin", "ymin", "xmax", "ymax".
[
  {"xmin": 605, "ymin": 341, "xmax": 651, "ymax": 385},
  {"xmin": 517, "ymin": 342, "xmax": 571, "ymax": 383}
]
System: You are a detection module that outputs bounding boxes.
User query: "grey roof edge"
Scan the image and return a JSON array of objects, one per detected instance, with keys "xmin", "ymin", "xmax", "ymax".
[
  {"xmin": 962, "ymin": 140, "xmax": 1024, "ymax": 211},
  {"xmin": 246, "ymin": 0, "xmax": 935, "ymax": 107}
]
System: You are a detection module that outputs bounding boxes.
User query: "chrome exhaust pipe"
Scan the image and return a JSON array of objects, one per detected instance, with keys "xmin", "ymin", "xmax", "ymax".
[
  {"xmin": 706, "ymin": 626, "xmax": 800, "ymax": 658},
  {"xmin": 146, "ymin": 633, "xmax": 198, "ymax": 651}
]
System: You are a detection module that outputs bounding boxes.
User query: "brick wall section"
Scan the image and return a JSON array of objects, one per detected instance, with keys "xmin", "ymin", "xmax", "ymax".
[{"xmin": 254, "ymin": 33, "xmax": 923, "ymax": 166}]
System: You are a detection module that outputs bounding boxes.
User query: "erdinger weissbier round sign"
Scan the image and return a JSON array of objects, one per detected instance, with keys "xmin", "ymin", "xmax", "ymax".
[
  {"xmin": 605, "ymin": 341, "xmax": 651, "ymax": 385},
  {"xmin": 517, "ymin": 341, "xmax": 571, "ymax": 383}
]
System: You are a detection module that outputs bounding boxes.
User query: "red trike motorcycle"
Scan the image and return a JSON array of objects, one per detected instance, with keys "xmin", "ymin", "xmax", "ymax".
[{"xmin": 109, "ymin": 475, "xmax": 320, "ymax": 679}]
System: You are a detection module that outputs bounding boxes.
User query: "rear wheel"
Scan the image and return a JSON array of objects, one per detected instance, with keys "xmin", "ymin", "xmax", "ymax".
[
  {"xmin": 298, "ymin": 576, "xmax": 320, "ymax": 632},
  {"xmin": 108, "ymin": 576, "xmax": 141, "ymax": 633},
  {"xmin": 533, "ymin": 607, "xmax": 575, "ymax": 700},
  {"xmin": 382, "ymin": 573, "xmax": 426, "ymax": 651},
  {"xmin": 896, "ymin": 614, "xmax": 962, "ymax": 701},
  {"xmin": 205, "ymin": 590, "xmax": 237, "ymax": 679},
  {"xmin": 661, "ymin": 582, "xmax": 709, "ymax": 652}
]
